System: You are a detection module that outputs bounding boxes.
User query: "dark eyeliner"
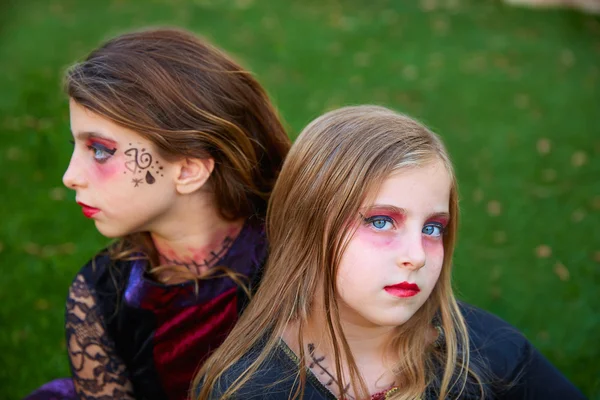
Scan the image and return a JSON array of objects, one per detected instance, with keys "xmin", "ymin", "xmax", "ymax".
[
  {"xmin": 88, "ymin": 142, "xmax": 117, "ymax": 155},
  {"xmin": 363, "ymin": 215, "xmax": 394, "ymax": 228},
  {"xmin": 426, "ymin": 222, "xmax": 446, "ymax": 235}
]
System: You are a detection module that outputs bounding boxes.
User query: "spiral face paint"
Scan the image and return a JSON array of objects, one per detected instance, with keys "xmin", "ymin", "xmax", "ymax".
[{"xmin": 122, "ymin": 144, "xmax": 165, "ymax": 187}]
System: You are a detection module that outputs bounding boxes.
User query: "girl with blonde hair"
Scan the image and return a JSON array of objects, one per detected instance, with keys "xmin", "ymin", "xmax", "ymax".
[
  {"xmin": 194, "ymin": 105, "xmax": 584, "ymax": 399},
  {"xmin": 26, "ymin": 27, "xmax": 290, "ymax": 400}
]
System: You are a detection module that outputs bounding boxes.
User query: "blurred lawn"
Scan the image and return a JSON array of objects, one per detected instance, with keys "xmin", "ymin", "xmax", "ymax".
[{"xmin": 1, "ymin": 0, "xmax": 598, "ymax": 398}]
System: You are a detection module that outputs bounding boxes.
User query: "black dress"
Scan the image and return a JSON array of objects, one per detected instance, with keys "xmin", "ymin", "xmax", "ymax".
[
  {"xmin": 26, "ymin": 219, "xmax": 267, "ymax": 400},
  {"xmin": 202, "ymin": 304, "xmax": 586, "ymax": 399}
]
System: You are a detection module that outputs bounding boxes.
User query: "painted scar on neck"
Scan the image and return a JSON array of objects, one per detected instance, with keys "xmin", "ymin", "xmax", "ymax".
[
  {"xmin": 158, "ymin": 236, "xmax": 234, "ymax": 275},
  {"xmin": 308, "ymin": 343, "xmax": 353, "ymax": 399},
  {"xmin": 122, "ymin": 143, "xmax": 164, "ymax": 186}
]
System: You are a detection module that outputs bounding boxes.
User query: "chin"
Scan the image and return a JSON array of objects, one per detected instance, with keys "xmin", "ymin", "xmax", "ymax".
[
  {"xmin": 378, "ymin": 308, "xmax": 419, "ymax": 327},
  {"xmin": 94, "ymin": 221, "xmax": 128, "ymax": 238}
]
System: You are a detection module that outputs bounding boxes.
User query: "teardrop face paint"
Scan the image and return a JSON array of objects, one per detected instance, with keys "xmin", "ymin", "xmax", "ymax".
[
  {"xmin": 335, "ymin": 161, "xmax": 451, "ymax": 329},
  {"xmin": 63, "ymin": 99, "xmax": 178, "ymax": 238}
]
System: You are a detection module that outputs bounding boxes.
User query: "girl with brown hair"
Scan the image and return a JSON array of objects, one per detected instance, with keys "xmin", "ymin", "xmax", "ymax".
[
  {"xmin": 26, "ymin": 28, "xmax": 290, "ymax": 400},
  {"xmin": 194, "ymin": 105, "xmax": 584, "ymax": 399}
]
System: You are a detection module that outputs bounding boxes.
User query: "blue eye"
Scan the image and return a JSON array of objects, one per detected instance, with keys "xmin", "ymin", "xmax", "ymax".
[
  {"xmin": 364, "ymin": 215, "xmax": 394, "ymax": 231},
  {"xmin": 423, "ymin": 223, "xmax": 445, "ymax": 237},
  {"xmin": 87, "ymin": 143, "xmax": 116, "ymax": 163}
]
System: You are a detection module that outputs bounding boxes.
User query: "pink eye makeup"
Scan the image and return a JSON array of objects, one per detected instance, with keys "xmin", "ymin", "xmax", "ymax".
[
  {"xmin": 86, "ymin": 139, "xmax": 117, "ymax": 164},
  {"xmin": 69, "ymin": 134, "xmax": 118, "ymax": 164},
  {"xmin": 363, "ymin": 215, "xmax": 394, "ymax": 231},
  {"xmin": 422, "ymin": 222, "xmax": 445, "ymax": 237},
  {"xmin": 359, "ymin": 206, "xmax": 450, "ymax": 236},
  {"xmin": 359, "ymin": 206, "xmax": 406, "ymax": 232},
  {"xmin": 422, "ymin": 216, "xmax": 449, "ymax": 238}
]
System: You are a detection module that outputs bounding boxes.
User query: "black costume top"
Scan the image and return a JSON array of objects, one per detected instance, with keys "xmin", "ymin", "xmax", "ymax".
[{"xmin": 203, "ymin": 304, "xmax": 586, "ymax": 399}]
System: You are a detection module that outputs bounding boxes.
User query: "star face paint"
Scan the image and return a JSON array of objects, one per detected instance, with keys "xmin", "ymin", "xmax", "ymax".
[
  {"xmin": 335, "ymin": 161, "xmax": 452, "ymax": 329},
  {"xmin": 63, "ymin": 99, "xmax": 178, "ymax": 238}
]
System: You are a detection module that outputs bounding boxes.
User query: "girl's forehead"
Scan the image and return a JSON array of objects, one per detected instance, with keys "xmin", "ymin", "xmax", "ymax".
[
  {"xmin": 70, "ymin": 100, "xmax": 150, "ymax": 145},
  {"xmin": 361, "ymin": 162, "xmax": 452, "ymax": 210}
]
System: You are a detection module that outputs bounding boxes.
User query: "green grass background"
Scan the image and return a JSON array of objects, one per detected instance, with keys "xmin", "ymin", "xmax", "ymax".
[{"xmin": 1, "ymin": 0, "xmax": 598, "ymax": 398}]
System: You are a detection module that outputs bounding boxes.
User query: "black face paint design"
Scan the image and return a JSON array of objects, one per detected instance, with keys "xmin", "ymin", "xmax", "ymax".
[
  {"xmin": 145, "ymin": 171, "xmax": 155, "ymax": 184},
  {"xmin": 122, "ymin": 143, "xmax": 163, "ymax": 186},
  {"xmin": 159, "ymin": 237, "xmax": 234, "ymax": 275},
  {"xmin": 308, "ymin": 343, "xmax": 352, "ymax": 398},
  {"xmin": 132, "ymin": 178, "xmax": 143, "ymax": 187}
]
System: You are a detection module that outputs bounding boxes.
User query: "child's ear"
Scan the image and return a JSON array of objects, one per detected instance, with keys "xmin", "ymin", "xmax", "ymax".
[{"xmin": 174, "ymin": 157, "xmax": 214, "ymax": 194}]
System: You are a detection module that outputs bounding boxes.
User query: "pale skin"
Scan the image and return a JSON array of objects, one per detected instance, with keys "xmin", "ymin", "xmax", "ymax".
[
  {"xmin": 63, "ymin": 99, "xmax": 244, "ymax": 398},
  {"xmin": 64, "ymin": 99, "xmax": 244, "ymax": 283},
  {"xmin": 283, "ymin": 161, "xmax": 451, "ymax": 399}
]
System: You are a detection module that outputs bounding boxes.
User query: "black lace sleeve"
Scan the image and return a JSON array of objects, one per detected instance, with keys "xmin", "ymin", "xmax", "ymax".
[{"xmin": 66, "ymin": 274, "xmax": 135, "ymax": 400}]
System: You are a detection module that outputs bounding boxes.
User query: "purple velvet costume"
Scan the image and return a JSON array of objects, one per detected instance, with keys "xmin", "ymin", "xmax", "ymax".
[{"xmin": 25, "ymin": 219, "xmax": 266, "ymax": 400}]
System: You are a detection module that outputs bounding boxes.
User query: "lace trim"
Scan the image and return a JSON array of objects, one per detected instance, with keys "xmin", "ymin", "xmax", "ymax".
[{"xmin": 66, "ymin": 274, "xmax": 135, "ymax": 399}]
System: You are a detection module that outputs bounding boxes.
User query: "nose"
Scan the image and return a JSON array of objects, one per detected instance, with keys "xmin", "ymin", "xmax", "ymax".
[
  {"xmin": 396, "ymin": 231, "xmax": 426, "ymax": 271},
  {"xmin": 62, "ymin": 153, "xmax": 86, "ymax": 190}
]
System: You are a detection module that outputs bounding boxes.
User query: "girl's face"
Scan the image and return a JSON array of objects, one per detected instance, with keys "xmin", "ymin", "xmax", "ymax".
[
  {"xmin": 335, "ymin": 161, "xmax": 451, "ymax": 329},
  {"xmin": 63, "ymin": 99, "xmax": 178, "ymax": 238}
]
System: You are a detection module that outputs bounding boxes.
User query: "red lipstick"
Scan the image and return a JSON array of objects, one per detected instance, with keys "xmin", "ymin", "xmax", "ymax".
[
  {"xmin": 77, "ymin": 202, "xmax": 100, "ymax": 218},
  {"xmin": 384, "ymin": 282, "xmax": 420, "ymax": 298}
]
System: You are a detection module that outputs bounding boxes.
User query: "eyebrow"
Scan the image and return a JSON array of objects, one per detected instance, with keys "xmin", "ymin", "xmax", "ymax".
[
  {"xmin": 364, "ymin": 204, "xmax": 450, "ymax": 220},
  {"xmin": 72, "ymin": 131, "xmax": 117, "ymax": 144}
]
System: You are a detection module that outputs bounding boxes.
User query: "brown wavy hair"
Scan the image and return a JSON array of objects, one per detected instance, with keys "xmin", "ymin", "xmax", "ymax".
[
  {"xmin": 194, "ymin": 105, "xmax": 485, "ymax": 399},
  {"xmin": 65, "ymin": 27, "xmax": 290, "ymax": 279}
]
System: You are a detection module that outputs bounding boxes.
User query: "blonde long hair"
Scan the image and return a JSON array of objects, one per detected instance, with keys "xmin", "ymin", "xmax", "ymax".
[{"xmin": 194, "ymin": 105, "xmax": 484, "ymax": 399}]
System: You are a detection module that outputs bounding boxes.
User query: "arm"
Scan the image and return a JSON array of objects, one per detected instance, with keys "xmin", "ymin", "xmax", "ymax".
[
  {"xmin": 66, "ymin": 274, "xmax": 135, "ymax": 400},
  {"xmin": 501, "ymin": 340, "xmax": 587, "ymax": 400}
]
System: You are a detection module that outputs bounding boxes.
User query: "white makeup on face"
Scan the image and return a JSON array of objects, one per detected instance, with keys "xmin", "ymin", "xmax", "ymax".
[{"xmin": 335, "ymin": 160, "xmax": 451, "ymax": 329}]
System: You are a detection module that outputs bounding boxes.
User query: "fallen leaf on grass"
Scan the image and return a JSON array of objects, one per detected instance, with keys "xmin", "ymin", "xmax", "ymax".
[
  {"xmin": 7, "ymin": 147, "xmax": 22, "ymax": 161},
  {"xmin": 537, "ymin": 331, "xmax": 550, "ymax": 341},
  {"xmin": 535, "ymin": 245, "xmax": 552, "ymax": 258},
  {"xmin": 490, "ymin": 265, "xmax": 502, "ymax": 281},
  {"xmin": 571, "ymin": 151, "xmax": 587, "ymax": 167},
  {"xmin": 490, "ymin": 286, "xmax": 502, "ymax": 299},
  {"xmin": 571, "ymin": 209, "xmax": 585, "ymax": 222},
  {"xmin": 23, "ymin": 242, "xmax": 76, "ymax": 257},
  {"xmin": 514, "ymin": 93, "xmax": 530, "ymax": 109},
  {"xmin": 541, "ymin": 168, "xmax": 556, "ymax": 182},
  {"xmin": 493, "ymin": 231, "xmax": 507, "ymax": 244},
  {"xmin": 536, "ymin": 138, "xmax": 551, "ymax": 154},
  {"xmin": 560, "ymin": 49, "xmax": 575, "ymax": 67},
  {"xmin": 49, "ymin": 187, "xmax": 66, "ymax": 201},
  {"xmin": 593, "ymin": 196, "xmax": 600, "ymax": 210},
  {"xmin": 35, "ymin": 298, "xmax": 50, "ymax": 310},
  {"xmin": 553, "ymin": 262, "xmax": 570, "ymax": 281},
  {"xmin": 487, "ymin": 200, "xmax": 502, "ymax": 216}
]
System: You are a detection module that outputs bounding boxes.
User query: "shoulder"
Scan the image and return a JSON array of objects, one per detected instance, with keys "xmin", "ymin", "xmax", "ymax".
[
  {"xmin": 458, "ymin": 302, "xmax": 587, "ymax": 399},
  {"xmin": 459, "ymin": 302, "xmax": 527, "ymax": 348},
  {"xmin": 71, "ymin": 249, "xmax": 133, "ymax": 292},
  {"xmin": 459, "ymin": 302, "xmax": 530, "ymax": 380},
  {"xmin": 201, "ymin": 341, "xmax": 311, "ymax": 399},
  {"xmin": 67, "ymin": 250, "xmax": 135, "ymax": 318}
]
